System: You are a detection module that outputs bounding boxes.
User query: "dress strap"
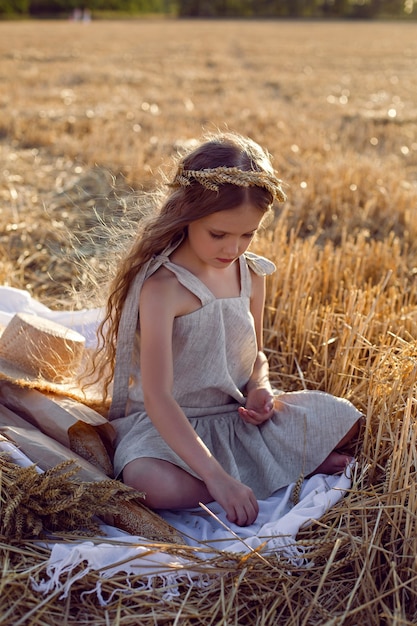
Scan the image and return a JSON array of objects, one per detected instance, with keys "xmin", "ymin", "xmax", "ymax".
[
  {"xmin": 239, "ymin": 252, "xmax": 276, "ymax": 299},
  {"xmin": 244, "ymin": 251, "xmax": 276, "ymax": 276},
  {"xmin": 239, "ymin": 255, "xmax": 252, "ymax": 298},
  {"xmin": 163, "ymin": 262, "xmax": 215, "ymax": 306}
]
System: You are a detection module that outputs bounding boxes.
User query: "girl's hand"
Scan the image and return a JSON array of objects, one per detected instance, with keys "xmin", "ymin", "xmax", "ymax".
[
  {"xmin": 205, "ymin": 473, "xmax": 259, "ymax": 526},
  {"xmin": 238, "ymin": 387, "xmax": 274, "ymax": 425}
]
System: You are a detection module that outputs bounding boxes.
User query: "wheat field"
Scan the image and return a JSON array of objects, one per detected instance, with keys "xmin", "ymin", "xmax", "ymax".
[{"xmin": 1, "ymin": 18, "xmax": 417, "ymax": 625}]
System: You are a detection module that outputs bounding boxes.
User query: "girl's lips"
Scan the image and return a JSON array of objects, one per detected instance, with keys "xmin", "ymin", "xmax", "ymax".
[{"xmin": 217, "ymin": 258, "xmax": 234, "ymax": 264}]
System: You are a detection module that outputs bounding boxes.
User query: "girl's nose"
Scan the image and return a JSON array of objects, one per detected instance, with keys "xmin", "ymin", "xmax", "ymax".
[{"xmin": 224, "ymin": 240, "xmax": 240, "ymax": 257}]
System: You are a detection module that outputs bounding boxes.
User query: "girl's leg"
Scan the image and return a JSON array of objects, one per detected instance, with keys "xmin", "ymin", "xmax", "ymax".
[
  {"xmin": 312, "ymin": 451, "xmax": 352, "ymax": 475},
  {"xmin": 123, "ymin": 457, "xmax": 213, "ymax": 509}
]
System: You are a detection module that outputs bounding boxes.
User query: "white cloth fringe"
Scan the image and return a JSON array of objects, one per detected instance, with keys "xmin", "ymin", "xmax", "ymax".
[
  {"xmin": 31, "ymin": 527, "xmax": 202, "ymax": 604},
  {"xmin": 0, "ymin": 287, "xmax": 353, "ymax": 604}
]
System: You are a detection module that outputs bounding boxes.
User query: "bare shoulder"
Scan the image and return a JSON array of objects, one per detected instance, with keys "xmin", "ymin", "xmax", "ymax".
[
  {"xmin": 140, "ymin": 266, "xmax": 179, "ymax": 306},
  {"xmin": 140, "ymin": 266, "xmax": 200, "ymax": 317},
  {"xmin": 143, "ymin": 265, "xmax": 178, "ymax": 292}
]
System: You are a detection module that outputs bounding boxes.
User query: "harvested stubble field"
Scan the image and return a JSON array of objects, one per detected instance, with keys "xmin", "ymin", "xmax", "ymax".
[{"xmin": 1, "ymin": 17, "xmax": 417, "ymax": 626}]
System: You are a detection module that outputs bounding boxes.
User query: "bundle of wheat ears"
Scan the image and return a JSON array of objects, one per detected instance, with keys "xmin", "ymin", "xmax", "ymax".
[{"xmin": 0, "ymin": 456, "xmax": 140, "ymax": 539}]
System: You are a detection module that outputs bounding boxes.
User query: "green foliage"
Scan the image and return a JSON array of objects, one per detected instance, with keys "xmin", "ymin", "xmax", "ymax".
[
  {"xmin": 0, "ymin": 0, "xmax": 414, "ymax": 20},
  {"xmin": 0, "ymin": 0, "xmax": 30, "ymax": 13},
  {"xmin": 28, "ymin": 0, "xmax": 74, "ymax": 14},
  {"xmin": 87, "ymin": 0, "xmax": 165, "ymax": 11},
  {"xmin": 177, "ymin": 0, "xmax": 413, "ymax": 18},
  {"xmin": 0, "ymin": 0, "xmax": 169, "ymax": 15}
]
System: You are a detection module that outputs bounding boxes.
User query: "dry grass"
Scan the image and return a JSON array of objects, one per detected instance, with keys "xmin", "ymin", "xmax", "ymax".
[{"xmin": 1, "ymin": 18, "xmax": 417, "ymax": 625}]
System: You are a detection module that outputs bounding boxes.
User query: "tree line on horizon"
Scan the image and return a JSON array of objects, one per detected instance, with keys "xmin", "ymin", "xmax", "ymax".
[{"xmin": 1, "ymin": 0, "xmax": 415, "ymax": 19}]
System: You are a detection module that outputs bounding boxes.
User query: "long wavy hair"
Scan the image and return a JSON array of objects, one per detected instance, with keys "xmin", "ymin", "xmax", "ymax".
[{"xmin": 92, "ymin": 132, "xmax": 280, "ymax": 401}]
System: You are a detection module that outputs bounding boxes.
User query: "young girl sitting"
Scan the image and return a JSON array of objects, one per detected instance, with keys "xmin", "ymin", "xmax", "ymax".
[{"xmin": 94, "ymin": 132, "xmax": 361, "ymax": 527}]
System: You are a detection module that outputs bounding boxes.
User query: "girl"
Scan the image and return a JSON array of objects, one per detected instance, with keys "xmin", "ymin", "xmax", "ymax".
[{"xmin": 95, "ymin": 132, "xmax": 361, "ymax": 527}]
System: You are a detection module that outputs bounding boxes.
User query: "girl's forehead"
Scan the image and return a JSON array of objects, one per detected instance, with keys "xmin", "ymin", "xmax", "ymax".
[{"xmin": 201, "ymin": 204, "xmax": 264, "ymax": 231}]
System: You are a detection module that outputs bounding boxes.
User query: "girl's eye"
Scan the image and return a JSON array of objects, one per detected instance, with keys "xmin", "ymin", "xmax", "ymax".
[{"xmin": 209, "ymin": 231, "xmax": 256, "ymax": 240}]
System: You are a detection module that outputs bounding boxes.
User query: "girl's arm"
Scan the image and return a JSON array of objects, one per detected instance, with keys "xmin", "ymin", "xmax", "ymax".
[
  {"xmin": 138, "ymin": 271, "xmax": 259, "ymax": 525},
  {"xmin": 238, "ymin": 271, "xmax": 275, "ymax": 425}
]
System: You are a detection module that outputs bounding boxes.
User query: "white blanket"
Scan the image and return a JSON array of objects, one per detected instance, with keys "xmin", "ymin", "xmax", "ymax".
[{"xmin": 0, "ymin": 286, "xmax": 353, "ymax": 602}]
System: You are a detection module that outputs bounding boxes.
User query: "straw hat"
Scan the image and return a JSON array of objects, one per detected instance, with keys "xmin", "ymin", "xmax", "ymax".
[{"xmin": 0, "ymin": 313, "xmax": 105, "ymax": 411}]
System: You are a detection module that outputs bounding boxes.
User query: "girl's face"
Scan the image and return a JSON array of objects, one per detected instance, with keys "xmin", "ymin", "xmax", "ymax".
[{"xmin": 186, "ymin": 203, "xmax": 264, "ymax": 269}]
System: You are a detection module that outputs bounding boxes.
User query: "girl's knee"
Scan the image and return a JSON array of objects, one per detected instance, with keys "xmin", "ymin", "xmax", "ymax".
[
  {"xmin": 123, "ymin": 458, "xmax": 156, "ymax": 492},
  {"xmin": 122, "ymin": 458, "xmax": 170, "ymax": 508}
]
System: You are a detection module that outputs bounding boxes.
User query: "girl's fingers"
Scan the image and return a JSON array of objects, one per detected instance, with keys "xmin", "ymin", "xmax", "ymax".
[
  {"xmin": 227, "ymin": 499, "xmax": 258, "ymax": 526},
  {"xmin": 238, "ymin": 407, "xmax": 257, "ymax": 423},
  {"xmin": 238, "ymin": 406, "xmax": 272, "ymax": 425}
]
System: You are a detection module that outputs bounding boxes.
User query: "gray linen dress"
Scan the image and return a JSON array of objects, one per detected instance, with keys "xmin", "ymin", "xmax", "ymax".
[{"xmin": 109, "ymin": 249, "xmax": 361, "ymax": 500}]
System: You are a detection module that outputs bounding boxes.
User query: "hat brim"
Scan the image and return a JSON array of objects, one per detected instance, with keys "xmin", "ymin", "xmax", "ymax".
[{"xmin": 0, "ymin": 357, "xmax": 108, "ymax": 415}]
